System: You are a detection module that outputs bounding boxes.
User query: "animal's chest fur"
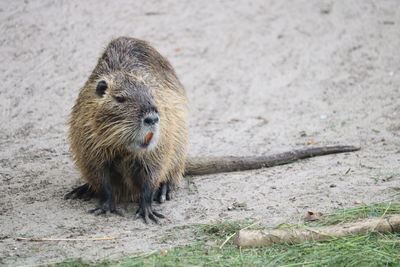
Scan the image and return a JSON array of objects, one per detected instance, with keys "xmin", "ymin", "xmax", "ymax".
[{"xmin": 108, "ymin": 154, "xmax": 157, "ymax": 202}]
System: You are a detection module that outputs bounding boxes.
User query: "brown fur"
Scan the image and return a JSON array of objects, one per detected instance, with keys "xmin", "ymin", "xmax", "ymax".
[{"xmin": 68, "ymin": 37, "xmax": 188, "ymax": 203}]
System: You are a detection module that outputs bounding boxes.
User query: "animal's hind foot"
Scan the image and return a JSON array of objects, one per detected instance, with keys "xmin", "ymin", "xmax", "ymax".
[
  {"xmin": 153, "ymin": 181, "xmax": 174, "ymax": 203},
  {"xmin": 65, "ymin": 183, "xmax": 96, "ymax": 200}
]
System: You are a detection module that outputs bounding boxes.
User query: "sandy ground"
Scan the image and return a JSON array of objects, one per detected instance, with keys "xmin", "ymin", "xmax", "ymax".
[{"xmin": 1, "ymin": 0, "xmax": 399, "ymax": 265}]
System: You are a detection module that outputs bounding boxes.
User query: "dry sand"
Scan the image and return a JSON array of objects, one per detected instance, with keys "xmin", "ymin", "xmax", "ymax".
[{"xmin": 1, "ymin": 0, "xmax": 399, "ymax": 265}]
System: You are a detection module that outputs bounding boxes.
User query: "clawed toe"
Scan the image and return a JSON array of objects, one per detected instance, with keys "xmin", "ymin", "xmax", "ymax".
[
  {"xmin": 134, "ymin": 206, "xmax": 164, "ymax": 224},
  {"xmin": 88, "ymin": 207, "xmax": 107, "ymax": 215},
  {"xmin": 88, "ymin": 201, "xmax": 123, "ymax": 216},
  {"xmin": 65, "ymin": 183, "xmax": 95, "ymax": 201}
]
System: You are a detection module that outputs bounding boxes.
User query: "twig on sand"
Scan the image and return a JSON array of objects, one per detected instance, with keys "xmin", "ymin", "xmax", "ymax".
[
  {"xmin": 219, "ymin": 221, "xmax": 261, "ymax": 249},
  {"xmin": 235, "ymin": 215, "xmax": 400, "ymax": 248},
  {"xmin": 16, "ymin": 236, "xmax": 116, "ymax": 242}
]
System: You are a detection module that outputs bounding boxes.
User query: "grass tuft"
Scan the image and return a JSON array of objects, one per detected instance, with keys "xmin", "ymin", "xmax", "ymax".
[
  {"xmin": 114, "ymin": 232, "xmax": 400, "ymax": 267},
  {"xmin": 191, "ymin": 220, "xmax": 261, "ymax": 241},
  {"xmin": 315, "ymin": 202, "xmax": 400, "ymax": 226},
  {"xmin": 50, "ymin": 203, "xmax": 400, "ymax": 266}
]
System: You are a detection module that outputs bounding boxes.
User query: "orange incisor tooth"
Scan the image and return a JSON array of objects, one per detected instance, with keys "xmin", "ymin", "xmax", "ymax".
[{"xmin": 144, "ymin": 132, "xmax": 154, "ymax": 144}]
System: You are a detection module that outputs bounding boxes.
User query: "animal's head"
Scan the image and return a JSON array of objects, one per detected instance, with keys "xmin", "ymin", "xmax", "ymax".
[{"xmin": 90, "ymin": 72, "xmax": 160, "ymax": 152}]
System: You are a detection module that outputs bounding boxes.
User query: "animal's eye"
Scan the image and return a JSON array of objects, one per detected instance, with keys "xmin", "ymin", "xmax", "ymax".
[
  {"xmin": 96, "ymin": 80, "xmax": 108, "ymax": 97},
  {"xmin": 115, "ymin": 96, "xmax": 126, "ymax": 103}
]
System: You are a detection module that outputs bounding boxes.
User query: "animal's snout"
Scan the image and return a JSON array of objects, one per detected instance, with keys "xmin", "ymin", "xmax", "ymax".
[{"xmin": 143, "ymin": 113, "xmax": 159, "ymax": 126}]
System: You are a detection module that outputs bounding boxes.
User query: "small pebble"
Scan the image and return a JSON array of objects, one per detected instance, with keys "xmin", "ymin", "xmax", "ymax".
[{"xmin": 320, "ymin": 8, "xmax": 331, "ymax": 14}]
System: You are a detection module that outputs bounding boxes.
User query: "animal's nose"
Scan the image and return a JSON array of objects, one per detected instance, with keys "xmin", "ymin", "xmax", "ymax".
[{"xmin": 143, "ymin": 113, "xmax": 159, "ymax": 125}]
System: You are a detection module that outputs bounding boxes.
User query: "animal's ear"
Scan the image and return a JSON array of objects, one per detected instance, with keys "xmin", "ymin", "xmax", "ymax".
[{"xmin": 96, "ymin": 80, "xmax": 108, "ymax": 96}]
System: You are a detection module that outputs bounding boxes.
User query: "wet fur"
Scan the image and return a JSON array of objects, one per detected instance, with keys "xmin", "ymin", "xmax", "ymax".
[{"xmin": 69, "ymin": 37, "xmax": 188, "ymax": 204}]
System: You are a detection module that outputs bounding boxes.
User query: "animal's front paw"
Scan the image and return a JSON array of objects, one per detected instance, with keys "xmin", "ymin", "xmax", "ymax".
[
  {"xmin": 134, "ymin": 205, "xmax": 164, "ymax": 223},
  {"xmin": 88, "ymin": 199, "xmax": 123, "ymax": 216}
]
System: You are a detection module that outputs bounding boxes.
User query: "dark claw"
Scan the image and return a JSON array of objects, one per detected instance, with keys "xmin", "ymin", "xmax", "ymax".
[
  {"xmin": 134, "ymin": 206, "xmax": 164, "ymax": 224},
  {"xmin": 88, "ymin": 199, "xmax": 123, "ymax": 216},
  {"xmin": 88, "ymin": 207, "xmax": 107, "ymax": 215},
  {"xmin": 65, "ymin": 183, "xmax": 96, "ymax": 201},
  {"xmin": 88, "ymin": 206, "xmax": 123, "ymax": 216},
  {"xmin": 166, "ymin": 190, "xmax": 173, "ymax": 201},
  {"xmin": 152, "ymin": 210, "xmax": 165, "ymax": 218},
  {"xmin": 148, "ymin": 213, "xmax": 158, "ymax": 223}
]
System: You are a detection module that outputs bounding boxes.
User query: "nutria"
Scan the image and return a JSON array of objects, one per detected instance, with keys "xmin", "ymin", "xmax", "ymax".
[
  {"xmin": 66, "ymin": 36, "xmax": 360, "ymax": 223},
  {"xmin": 67, "ymin": 37, "xmax": 188, "ymax": 222}
]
